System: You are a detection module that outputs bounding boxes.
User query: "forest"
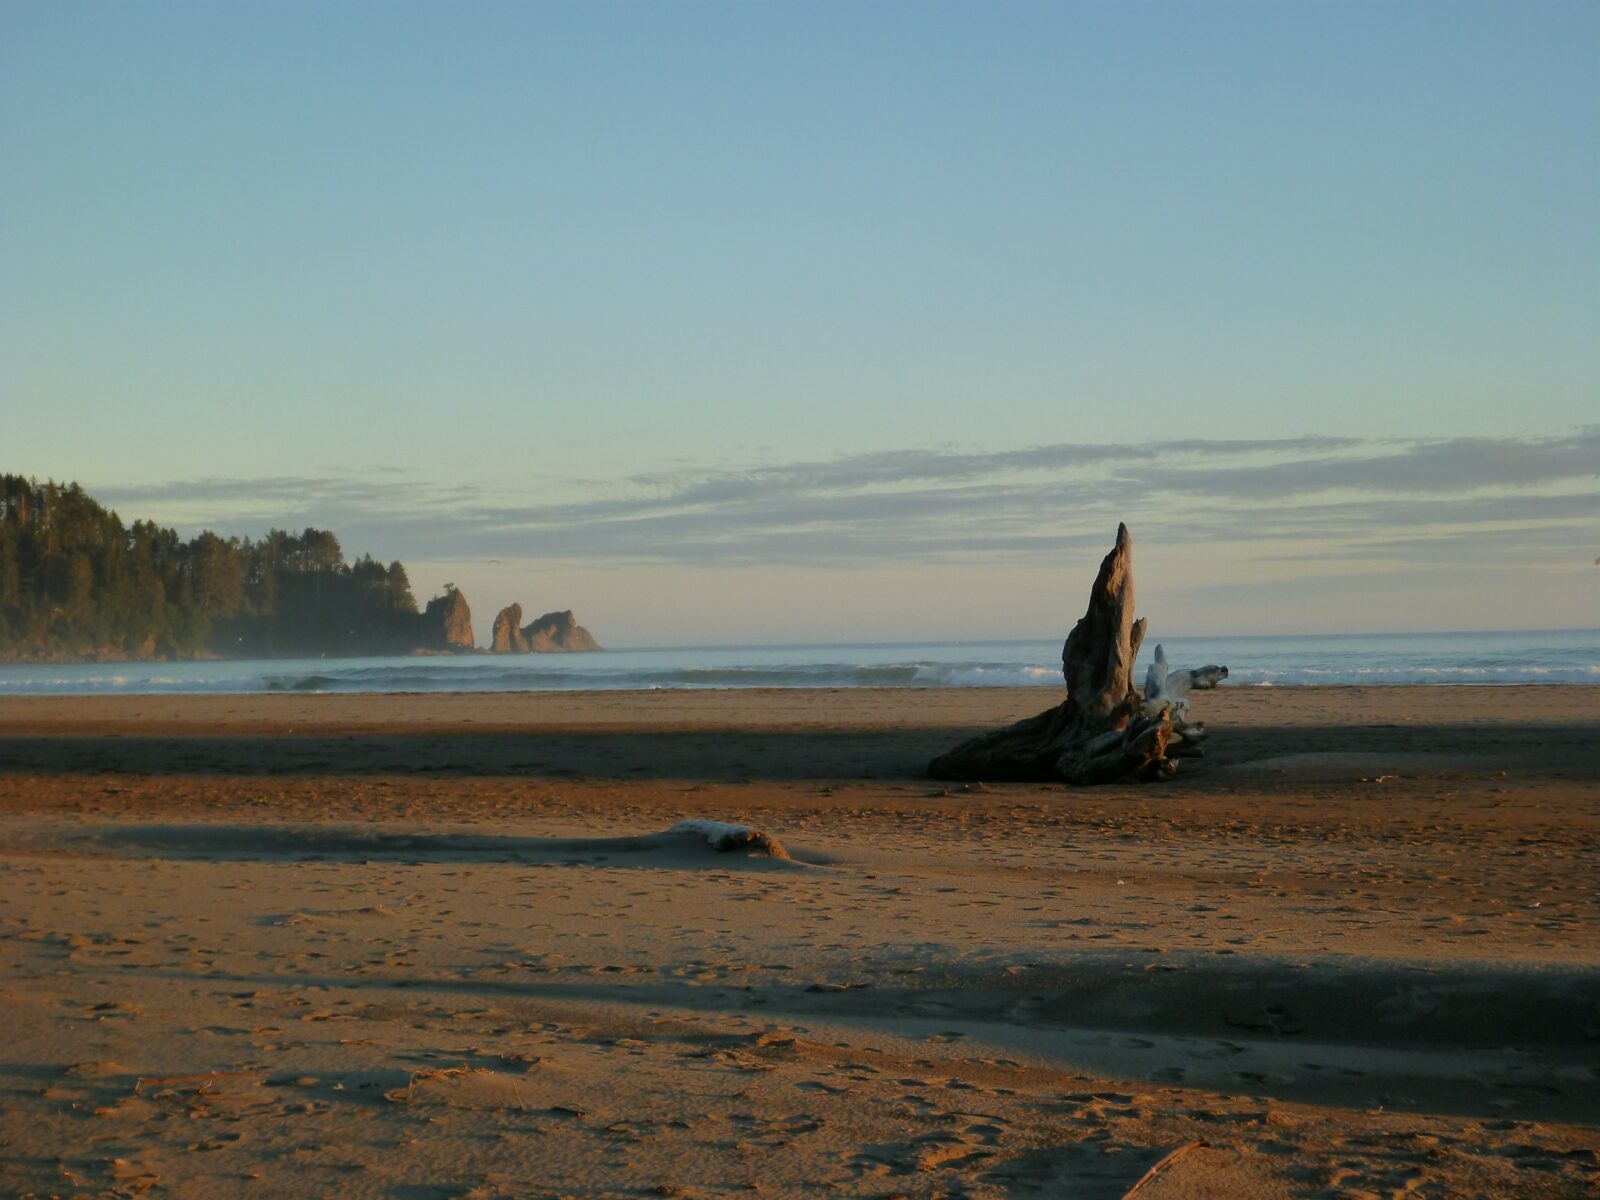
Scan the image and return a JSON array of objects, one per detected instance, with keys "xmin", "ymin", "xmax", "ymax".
[{"xmin": 0, "ymin": 474, "xmax": 449, "ymax": 661}]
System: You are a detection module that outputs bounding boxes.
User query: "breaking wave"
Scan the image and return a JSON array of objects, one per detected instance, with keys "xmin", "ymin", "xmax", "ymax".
[
  {"xmin": 0, "ymin": 631, "xmax": 1593, "ymax": 695},
  {"xmin": 260, "ymin": 660, "xmax": 1061, "ymax": 693}
]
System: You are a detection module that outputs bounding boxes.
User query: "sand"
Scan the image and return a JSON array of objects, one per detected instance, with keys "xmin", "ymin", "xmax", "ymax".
[{"xmin": 1, "ymin": 684, "xmax": 1596, "ymax": 1199}]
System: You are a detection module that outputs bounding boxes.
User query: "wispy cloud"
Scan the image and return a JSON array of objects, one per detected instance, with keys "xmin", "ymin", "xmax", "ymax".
[
  {"xmin": 1129, "ymin": 430, "xmax": 1600, "ymax": 499},
  {"xmin": 92, "ymin": 428, "xmax": 1599, "ymax": 571},
  {"xmin": 101, "ymin": 474, "xmax": 484, "ymax": 509}
]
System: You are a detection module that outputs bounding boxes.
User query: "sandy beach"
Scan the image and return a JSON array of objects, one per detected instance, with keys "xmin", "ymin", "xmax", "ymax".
[{"xmin": 2, "ymin": 684, "xmax": 1597, "ymax": 1198}]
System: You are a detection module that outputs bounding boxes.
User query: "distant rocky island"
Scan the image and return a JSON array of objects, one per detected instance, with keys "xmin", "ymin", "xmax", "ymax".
[
  {"xmin": 491, "ymin": 603, "xmax": 601, "ymax": 653},
  {"xmin": 419, "ymin": 587, "xmax": 477, "ymax": 653},
  {"xmin": 0, "ymin": 474, "xmax": 599, "ymax": 662},
  {"xmin": 418, "ymin": 594, "xmax": 603, "ymax": 655}
]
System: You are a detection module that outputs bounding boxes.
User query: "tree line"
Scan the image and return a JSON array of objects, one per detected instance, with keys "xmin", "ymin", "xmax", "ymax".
[{"xmin": 0, "ymin": 474, "xmax": 448, "ymax": 660}]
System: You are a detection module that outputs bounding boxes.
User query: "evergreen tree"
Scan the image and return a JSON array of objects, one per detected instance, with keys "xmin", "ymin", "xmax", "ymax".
[{"xmin": 0, "ymin": 474, "xmax": 434, "ymax": 661}]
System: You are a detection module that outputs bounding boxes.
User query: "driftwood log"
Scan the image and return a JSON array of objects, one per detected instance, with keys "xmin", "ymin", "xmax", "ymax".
[{"xmin": 928, "ymin": 524, "xmax": 1225, "ymax": 784}]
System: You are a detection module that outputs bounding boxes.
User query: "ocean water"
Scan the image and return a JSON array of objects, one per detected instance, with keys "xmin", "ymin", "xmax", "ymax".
[{"xmin": 0, "ymin": 630, "xmax": 1594, "ymax": 695}]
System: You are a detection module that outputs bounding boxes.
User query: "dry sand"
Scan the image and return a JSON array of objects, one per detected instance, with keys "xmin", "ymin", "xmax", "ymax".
[{"xmin": 1, "ymin": 684, "xmax": 1596, "ymax": 1198}]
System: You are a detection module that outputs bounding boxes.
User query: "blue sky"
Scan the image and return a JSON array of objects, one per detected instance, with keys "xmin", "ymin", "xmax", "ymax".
[{"xmin": 3, "ymin": 1, "xmax": 1596, "ymax": 643}]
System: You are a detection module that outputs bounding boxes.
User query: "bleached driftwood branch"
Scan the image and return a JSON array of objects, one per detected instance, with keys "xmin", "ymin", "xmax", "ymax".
[{"xmin": 1143, "ymin": 643, "xmax": 1229, "ymax": 719}]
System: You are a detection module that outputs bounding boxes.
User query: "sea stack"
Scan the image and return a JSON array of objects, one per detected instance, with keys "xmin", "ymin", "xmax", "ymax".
[
  {"xmin": 521, "ymin": 609, "xmax": 601, "ymax": 652},
  {"xmin": 488, "ymin": 606, "xmax": 601, "ymax": 653},
  {"xmin": 491, "ymin": 603, "xmax": 530, "ymax": 653},
  {"xmin": 421, "ymin": 588, "xmax": 475, "ymax": 651}
]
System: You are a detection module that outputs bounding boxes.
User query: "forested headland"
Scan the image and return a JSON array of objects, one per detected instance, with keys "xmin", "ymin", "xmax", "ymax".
[{"xmin": 0, "ymin": 475, "xmax": 467, "ymax": 661}]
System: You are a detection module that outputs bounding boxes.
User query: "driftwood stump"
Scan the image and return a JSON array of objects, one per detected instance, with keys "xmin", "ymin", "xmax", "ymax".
[{"xmin": 928, "ymin": 524, "xmax": 1221, "ymax": 784}]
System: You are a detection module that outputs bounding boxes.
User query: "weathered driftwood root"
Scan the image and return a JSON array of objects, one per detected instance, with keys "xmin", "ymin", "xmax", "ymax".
[{"xmin": 928, "ymin": 524, "xmax": 1223, "ymax": 785}]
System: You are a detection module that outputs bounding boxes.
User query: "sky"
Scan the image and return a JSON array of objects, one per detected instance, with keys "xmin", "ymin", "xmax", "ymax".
[{"xmin": 2, "ymin": 0, "xmax": 1596, "ymax": 645}]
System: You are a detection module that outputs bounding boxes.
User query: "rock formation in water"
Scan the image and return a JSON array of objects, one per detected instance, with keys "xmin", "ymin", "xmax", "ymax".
[
  {"xmin": 420, "ymin": 588, "xmax": 475, "ymax": 651},
  {"xmin": 487, "ymin": 605, "xmax": 601, "ymax": 653},
  {"xmin": 491, "ymin": 603, "xmax": 530, "ymax": 653},
  {"xmin": 521, "ymin": 609, "xmax": 601, "ymax": 652}
]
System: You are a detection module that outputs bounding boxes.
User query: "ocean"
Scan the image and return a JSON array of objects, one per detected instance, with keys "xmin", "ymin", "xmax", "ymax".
[{"xmin": 0, "ymin": 629, "xmax": 1594, "ymax": 695}]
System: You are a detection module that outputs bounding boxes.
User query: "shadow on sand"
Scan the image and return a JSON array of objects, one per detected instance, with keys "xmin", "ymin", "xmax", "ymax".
[
  {"xmin": 0, "ymin": 721, "xmax": 1590, "ymax": 782},
  {"xmin": 48, "ymin": 820, "xmax": 823, "ymax": 871}
]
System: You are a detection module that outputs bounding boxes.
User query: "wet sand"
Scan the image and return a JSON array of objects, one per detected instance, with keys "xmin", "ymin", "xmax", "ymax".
[{"xmin": 2, "ymin": 686, "xmax": 1597, "ymax": 1198}]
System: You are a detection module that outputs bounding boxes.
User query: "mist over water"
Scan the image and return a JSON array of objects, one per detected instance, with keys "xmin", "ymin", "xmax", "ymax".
[{"xmin": 0, "ymin": 630, "xmax": 1594, "ymax": 695}]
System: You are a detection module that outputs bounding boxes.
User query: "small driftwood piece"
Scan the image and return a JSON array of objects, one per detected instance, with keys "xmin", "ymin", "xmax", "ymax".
[
  {"xmin": 1142, "ymin": 644, "xmax": 1229, "ymax": 720},
  {"xmin": 928, "ymin": 524, "xmax": 1223, "ymax": 784},
  {"xmin": 665, "ymin": 819, "xmax": 790, "ymax": 859}
]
